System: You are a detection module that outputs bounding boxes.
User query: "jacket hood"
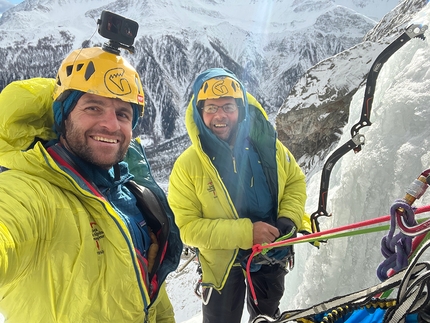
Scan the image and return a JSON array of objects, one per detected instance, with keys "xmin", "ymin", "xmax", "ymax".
[
  {"xmin": 188, "ymin": 68, "xmax": 250, "ymax": 154},
  {"xmin": 0, "ymin": 78, "xmax": 56, "ymax": 155},
  {"xmin": 0, "ymin": 78, "xmax": 59, "ymax": 175},
  {"xmin": 0, "ymin": 78, "xmax": 102, "ymax": 196}
]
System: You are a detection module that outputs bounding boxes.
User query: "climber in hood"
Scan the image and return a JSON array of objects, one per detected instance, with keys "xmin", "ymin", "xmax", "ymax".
[{"xmin": 168, "ymin": 67, "xmax": 309, "ymax": 323}]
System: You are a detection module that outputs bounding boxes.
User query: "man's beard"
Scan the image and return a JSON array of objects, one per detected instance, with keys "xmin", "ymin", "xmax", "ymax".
[
  {"xmin": 63, "ymin": 120, "xmax": 129, "ymax": 169},
  {"xmin": 226, "ymin": 123, "xmax": 239, "ymax": 145}
]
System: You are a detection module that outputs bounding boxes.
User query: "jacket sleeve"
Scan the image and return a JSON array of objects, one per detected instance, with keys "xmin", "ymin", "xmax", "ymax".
[
  {"xmin": 0, "ymin": 172, "xmax": 53, "ymax": 286},
  {"xmin": 147, "ymin": 283, "xmax": 175, "ymax": 323},
  {"xmin": 168, "ymin": 153, "xmax": 254, "ymax": 251},
  {"xmin": 276, "ymin": 141, "xmax": 307, "ymax": 230}
]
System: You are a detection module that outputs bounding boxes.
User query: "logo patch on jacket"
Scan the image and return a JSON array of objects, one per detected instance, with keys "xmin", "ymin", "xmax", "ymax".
[
  {"xmin": 90, "ymin": 222, "xmax": 105, "ymax": 255},
  {"xmin": 207, "ymin": 181, "xmax": 218, "ymax": 198}
]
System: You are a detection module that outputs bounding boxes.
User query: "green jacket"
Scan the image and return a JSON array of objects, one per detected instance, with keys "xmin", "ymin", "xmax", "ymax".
[
  {"xmin": 0, "ymin": 78, "xmax": 180, "ymax": 322},
  {"xmin": 168, "ymin": 84, "xmax": 308, "ymax": 290}
]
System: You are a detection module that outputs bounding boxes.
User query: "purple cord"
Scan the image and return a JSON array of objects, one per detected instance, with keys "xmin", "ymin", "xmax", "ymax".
[{"xmin": 377, "ymin": 199, "xmax": 417, "ymax": 281}]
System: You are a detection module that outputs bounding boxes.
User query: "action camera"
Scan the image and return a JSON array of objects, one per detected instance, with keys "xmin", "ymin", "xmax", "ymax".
[{"xmin": 97, "ymin": 10, "xmax": 139, "ymax": 54}]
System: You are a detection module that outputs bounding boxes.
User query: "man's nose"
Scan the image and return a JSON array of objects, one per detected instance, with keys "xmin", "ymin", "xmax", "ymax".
[
  {"xmin": 99, "ymin": 109, "xmax": 120, "ymax": 130},
  {"xmin": 214, "ymin": 107, "xmax": 228, "ymax": 116}
]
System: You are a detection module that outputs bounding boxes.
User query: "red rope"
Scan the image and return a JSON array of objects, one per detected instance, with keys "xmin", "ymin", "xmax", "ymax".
[{"xmin": 246, "ymin": 204, "xmax": 430, "ymax": 306}]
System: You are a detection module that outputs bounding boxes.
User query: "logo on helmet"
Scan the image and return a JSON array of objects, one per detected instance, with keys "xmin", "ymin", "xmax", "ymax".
[
  {"xmin": 197, "ymin": 76, "xmax": 243, "ymax": 103},
  {"xmin": 104, "ymin": 68, "xmax": 132, "ymax": 96},
  {"xmin": 212, "ymin": 79, "xmax": 236, "ymax": 96}
]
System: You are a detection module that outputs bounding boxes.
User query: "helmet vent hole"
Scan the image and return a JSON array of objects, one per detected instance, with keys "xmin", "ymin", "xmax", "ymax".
[
  {"xmin": 231, "ymin": 81, "xmax": 237, "ymax": 92},
  {"xmin": 66, "ymin": 65, "xmax": 73, "ymax": 77},
  {"xmin": 76, "ymin": 63, "xmax": 84, "ymax": 71},
  {"xmin": 84, "ymin": 61, "xmax": 96, "ymax": 81}
]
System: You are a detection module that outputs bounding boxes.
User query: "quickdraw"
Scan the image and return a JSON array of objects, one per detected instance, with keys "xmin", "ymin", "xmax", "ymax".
[{"xmin": 310, "ymin": 24, "xmax": 428, "ymax": 233}]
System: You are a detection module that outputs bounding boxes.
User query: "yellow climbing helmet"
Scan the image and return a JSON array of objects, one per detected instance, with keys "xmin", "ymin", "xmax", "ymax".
[
  {"xmin": 53, "ymin": 47, "xmax": 145, "ymax": 116},
  {"xmin": 197, "ymin": 76, "xmax": 244, "ymax": 103}
]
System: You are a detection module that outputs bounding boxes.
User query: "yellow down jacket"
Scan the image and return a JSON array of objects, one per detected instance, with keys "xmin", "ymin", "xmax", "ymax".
[
  {"xmin": 168, "ymin": 89, "xmax": 310, "ymax": 291},
  {"xmin": 0, "ymin": 78, "xmax": 175, "ymax": 322}
]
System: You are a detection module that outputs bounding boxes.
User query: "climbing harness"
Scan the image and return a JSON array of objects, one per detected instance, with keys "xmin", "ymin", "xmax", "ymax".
[
  {"xmin": 252, "ymin": 245, "xmax": 295, "ymax": 270},
  {"xmin": 310, "ymin": 23, "xmax": 428, "ymax": 233}
]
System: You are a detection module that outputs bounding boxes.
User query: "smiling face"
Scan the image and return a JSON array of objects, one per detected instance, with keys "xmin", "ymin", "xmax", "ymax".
[
  {"xmin": 201, "ymin": 97, "xmax": 239, "ymax": 144},
  {"xmin": 60, "ymin": 93, "xmax": 133, "ymax": 169}
]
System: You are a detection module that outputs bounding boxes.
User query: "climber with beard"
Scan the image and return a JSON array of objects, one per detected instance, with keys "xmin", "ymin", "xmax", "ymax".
[
  {"xmin": 0, "ymin": 45, "xmax": 182, "ymax": 322},
  {"xmin": 168, "ymin": 67, "xmax": 310, "ymax": 323}
]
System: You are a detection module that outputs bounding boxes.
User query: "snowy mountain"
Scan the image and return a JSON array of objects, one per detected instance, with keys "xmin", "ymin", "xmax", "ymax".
[
  {"xmin": 1, "ymin": 1, "xmax": 429, "ymax": 323},
  {"xmin": 0, "ymin": 0, "xmax": 399, "ymax": 158},
  {"xmin": 277, "ymin": 0, "xmax": 427, "ymax": 174}
]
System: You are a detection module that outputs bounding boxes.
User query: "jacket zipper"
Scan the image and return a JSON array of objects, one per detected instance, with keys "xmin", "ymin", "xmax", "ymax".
[{"xmin": 45, "ymin": 149, "xmax": 150, "ymax": 313}]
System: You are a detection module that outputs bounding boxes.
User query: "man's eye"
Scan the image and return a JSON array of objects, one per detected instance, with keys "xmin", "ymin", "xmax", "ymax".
[
  {"xmin": 206, "ymin": 105, "xmax": 217, "ymax": 112},
  {"xmin": 224, "ymin": 104, "xmax": 235, "ymax": 112},
  {"xmin": 117, "ymin": 112, "xmax": 132, "ymax": 120}
]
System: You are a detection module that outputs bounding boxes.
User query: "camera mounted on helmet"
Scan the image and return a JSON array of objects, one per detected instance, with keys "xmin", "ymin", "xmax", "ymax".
[
  {"xmin": 52, "ymin": 11, "xmax": 144, "ymax": 134},
  {"xmin": 97, "ymin": 10, "xmax": 139, "ymax": 55}
]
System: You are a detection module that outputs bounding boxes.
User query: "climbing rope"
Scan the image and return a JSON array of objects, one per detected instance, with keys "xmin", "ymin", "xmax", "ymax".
[
  {"xmin": 251, "ymin": 238, "xmax": 430, "ymax": 323},
  {"xmin": 246, "ymin": 205, "xmax": 430, "ymax": 307}
]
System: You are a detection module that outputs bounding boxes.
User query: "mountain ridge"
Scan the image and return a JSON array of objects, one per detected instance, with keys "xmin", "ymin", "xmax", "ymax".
[
  {"xmin": 277, "ymin": 0, "xmax": 427, "ymax": 175},
  {"xmin": 0, "ymin": 0, "xmax": 403, "ymax": 182}
]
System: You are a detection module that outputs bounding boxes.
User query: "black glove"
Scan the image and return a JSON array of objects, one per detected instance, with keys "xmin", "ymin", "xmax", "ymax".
[{"xmin": 276, "ymin": 217, "xmax": 297, "ymax": 239}]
